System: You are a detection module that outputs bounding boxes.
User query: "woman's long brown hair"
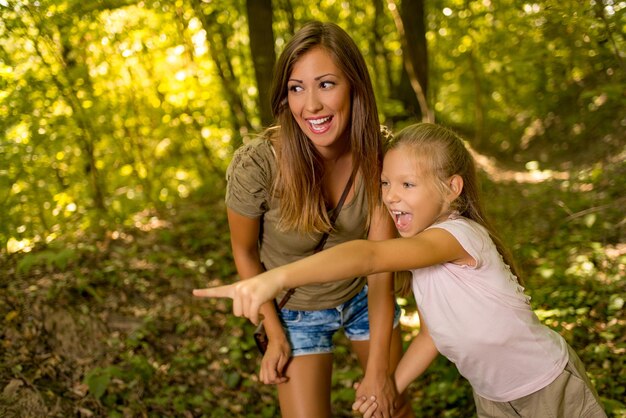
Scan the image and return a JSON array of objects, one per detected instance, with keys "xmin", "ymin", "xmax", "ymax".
[{"xmin": 268, "ymin": 21, "xmax": 384, "ymax": 234}]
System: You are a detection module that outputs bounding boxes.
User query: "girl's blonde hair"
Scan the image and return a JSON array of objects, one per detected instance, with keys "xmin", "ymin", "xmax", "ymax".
[
  {"xmin": 390, "ymin": 123, "xmax": 522, "ymax": 293},
  {"xmin": 268, "ymin": 21, "xmax": 384, "ymax": 234}
]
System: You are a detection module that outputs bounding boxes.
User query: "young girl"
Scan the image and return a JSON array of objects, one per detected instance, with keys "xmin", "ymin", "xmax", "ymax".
[{"xmin": 195, "ymin": 123, "xmax": 606, "ymax": 418}]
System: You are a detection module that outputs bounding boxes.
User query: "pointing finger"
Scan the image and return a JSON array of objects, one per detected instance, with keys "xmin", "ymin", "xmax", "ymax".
[{"xmin": 192, "ymin": 284, "xmax": 235, "ymax": 299}]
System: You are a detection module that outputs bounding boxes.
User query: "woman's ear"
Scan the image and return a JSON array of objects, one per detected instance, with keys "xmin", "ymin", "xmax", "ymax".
[{"xmin": 448, "ymin": 175, "xmax": 464, "ymax": 200}]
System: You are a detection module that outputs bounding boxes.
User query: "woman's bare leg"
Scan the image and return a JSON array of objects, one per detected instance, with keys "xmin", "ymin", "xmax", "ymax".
[
  {"xmin": 351, "ymin": 327, "xmax": 415, "ymax": 417},
  {"xmin": 277, "ymin": 353, "xmax": 334, "ymax": 418}
]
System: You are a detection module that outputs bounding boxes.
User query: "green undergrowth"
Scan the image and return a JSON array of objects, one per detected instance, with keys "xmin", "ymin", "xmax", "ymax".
[{"xmin": 1, "ymin": 158, "xmax": 624, "ymax": 417}]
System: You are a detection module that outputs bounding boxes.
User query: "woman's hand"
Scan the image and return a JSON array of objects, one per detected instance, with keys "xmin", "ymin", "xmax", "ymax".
[{"xmin": 259, "ymin": 336, "xmax": 291, "ymax": 385}]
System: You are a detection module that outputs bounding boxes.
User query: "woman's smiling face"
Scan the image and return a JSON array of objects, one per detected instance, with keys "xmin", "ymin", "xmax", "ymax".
[{"xmin": 287, "ymin": 47, "xmax": 352, "ymax": 153}]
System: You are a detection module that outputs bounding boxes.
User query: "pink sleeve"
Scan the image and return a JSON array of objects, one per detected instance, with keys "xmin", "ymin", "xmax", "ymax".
[{"xmin": 429, "ymin": 219, "xmax": 488, "ymax": 269}]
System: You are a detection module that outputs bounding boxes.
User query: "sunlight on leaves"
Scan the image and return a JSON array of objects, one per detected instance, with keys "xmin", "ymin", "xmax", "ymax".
[{"xmin": 7, "ymin": 237, "xmax": 34, "ymax": 254}]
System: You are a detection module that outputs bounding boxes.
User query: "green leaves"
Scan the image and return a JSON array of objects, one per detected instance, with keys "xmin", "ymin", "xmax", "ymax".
[
  {"xmin": 16, "ymin": 248, "xmax": 77, "ymax": 275},
  {"xmin": 84, "ymin": 366, "xmax": 118, "ymax": 400},
  {"xmin": 1, "ymin": 1, "xmax": 624, "ymax": 416}
]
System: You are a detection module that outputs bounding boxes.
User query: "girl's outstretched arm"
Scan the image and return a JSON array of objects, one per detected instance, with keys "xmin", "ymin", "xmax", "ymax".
[{"xmin": 193, "ymin": 227, "xmax": 469, "ymax": 324}]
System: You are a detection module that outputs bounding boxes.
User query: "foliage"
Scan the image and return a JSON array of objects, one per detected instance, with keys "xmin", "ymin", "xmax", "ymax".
[
  {"xmin": 1, "ymin": 156, "xmax": 625, "ymax": 417},
  {"xmin": 1, "ymin": 0, "xmax": 624, "ymax": 250},
  {"xmin": 1, "ymin": 0, "xmax": 240, "ymax": 251},
  {"xmin": 1, "ymin": 0, "xmax": 624, "ymax": 417},
  {"xmin": 427, "ymin": 0, "xmax": 625, "ymax": 161}
]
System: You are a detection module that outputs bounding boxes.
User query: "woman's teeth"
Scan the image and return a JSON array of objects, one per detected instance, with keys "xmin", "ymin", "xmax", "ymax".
[
  {"xmin": 308, "ymin": 116, "xmax": 332, "ymax": 133},
  {"xmin": 309, "ymin": 116, "xmax": 331, "ymax": 125}
]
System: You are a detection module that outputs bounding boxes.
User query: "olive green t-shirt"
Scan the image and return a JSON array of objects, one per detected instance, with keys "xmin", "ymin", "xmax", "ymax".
[{"xmin": 225, "ymin": 137, "xmax": 368, "ymax": 310}]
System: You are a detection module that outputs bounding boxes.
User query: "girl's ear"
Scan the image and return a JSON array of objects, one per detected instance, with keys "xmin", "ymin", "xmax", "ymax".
[{"xmin": 448, "ymin": 175, "xmax": 464, "ymax": 201}]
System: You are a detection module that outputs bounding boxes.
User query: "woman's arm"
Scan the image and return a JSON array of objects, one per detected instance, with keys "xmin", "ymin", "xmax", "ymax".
[
  {"xmin": 353, "ymin": 310, "xmax": 439, "ymax": 417},
  {"xmin": 353, "ymin": 309, "xmax": 438, "ymax": 416},
  {"xmin": 194, "ymin": 226, "xmax": 469, "ymax": 324},
  {"xmin": 226, "ymin": 208, "xmax": 290, "ymax": 384},
  {"xmin": 356, "ymin": 205, "xmax": 398, "ymax": 417}
]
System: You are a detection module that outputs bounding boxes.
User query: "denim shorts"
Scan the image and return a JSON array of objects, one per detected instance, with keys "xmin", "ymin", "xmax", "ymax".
[{"xmin": 279, "ymin": 285, "xmax": 401, "ymax": 356}]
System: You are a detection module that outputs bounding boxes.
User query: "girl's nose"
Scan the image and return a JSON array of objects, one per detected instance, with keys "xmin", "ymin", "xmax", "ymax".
[{"xmin": 383, "ymin": 186, "xmax": 398, "ymax": 204}]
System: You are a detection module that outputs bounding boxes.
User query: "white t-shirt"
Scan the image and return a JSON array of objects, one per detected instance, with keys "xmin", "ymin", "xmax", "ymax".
[{"xmin": 411, "ymin": 216, "xmax": 568, "ymax": 402}]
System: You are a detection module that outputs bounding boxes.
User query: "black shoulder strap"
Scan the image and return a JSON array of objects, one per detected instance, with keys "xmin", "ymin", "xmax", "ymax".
[
  {"xmin": 278, "ymin": 168, "xmax": 357, "ymax": 308},
  {"xmin": 313, "ymin": 170, "xmax": 355, "ymax": 253}
]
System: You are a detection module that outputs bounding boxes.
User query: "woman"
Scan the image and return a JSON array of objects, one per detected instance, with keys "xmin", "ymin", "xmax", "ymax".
[{"xmin": 218, "ymin": 21, "xmax": 413, "ymax": 417}]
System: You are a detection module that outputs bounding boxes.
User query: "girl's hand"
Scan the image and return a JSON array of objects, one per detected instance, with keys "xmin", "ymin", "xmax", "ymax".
[
  {"xmin": 260, "ymin": 337, "xmax": 291, "ymax": 385},
  {"xmin": 354, "ymin": 374, "xmax": 397, "ymax": 418},
  {"xmin": 192, "ymin": 274, "xmax": 283, "ymax": 325},
  {"xmin": 353, "ymin": 393, "xmax": 378, "ymax": 418}
]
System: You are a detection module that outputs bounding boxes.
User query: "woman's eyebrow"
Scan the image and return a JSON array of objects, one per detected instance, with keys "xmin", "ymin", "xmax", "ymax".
[{"xmin": 288, "ymin": 73, "xmax": 337, "ymax": 83}]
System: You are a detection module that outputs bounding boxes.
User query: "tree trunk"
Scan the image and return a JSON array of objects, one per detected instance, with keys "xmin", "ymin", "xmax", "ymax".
[
  {"xmin": 400, "ymin": 0, "xmax": 428, "ymax": 98},
  {"xmin": 387, "ymin": 0, "xmax": 432, "ymax": 122},
  {"xmin": 246, "ymin": 0, "xmax": 276, "ymax": 127}
]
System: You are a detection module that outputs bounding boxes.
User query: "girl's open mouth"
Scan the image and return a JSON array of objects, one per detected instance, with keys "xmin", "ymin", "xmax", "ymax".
[{"xmin": 392, "ymin": 210, "xmax": 412, "ymax": 230}]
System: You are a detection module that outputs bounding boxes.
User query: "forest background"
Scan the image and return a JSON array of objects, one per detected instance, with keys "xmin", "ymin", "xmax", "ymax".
[{"xmin": 0, "ymin": 0, "xmax": 624, "ymax": 417}]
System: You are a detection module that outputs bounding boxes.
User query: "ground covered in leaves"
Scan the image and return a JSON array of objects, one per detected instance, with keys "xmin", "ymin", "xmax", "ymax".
[{"xmin": 1, "ymin": 156, "xmax": 625, "ymax": 417}]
